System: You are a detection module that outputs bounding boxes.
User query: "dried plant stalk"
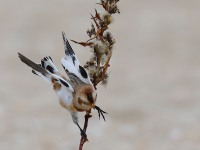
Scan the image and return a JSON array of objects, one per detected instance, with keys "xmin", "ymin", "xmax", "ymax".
[
  {"xmin": 79, "ymin": 110, "xmax": 92, "ymax": 150},
  {"xmin": 72, "ymin": 0, "xmax": 120, "ymax": 149}
]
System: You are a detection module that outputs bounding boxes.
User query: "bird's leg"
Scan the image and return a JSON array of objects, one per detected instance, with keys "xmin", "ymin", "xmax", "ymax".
[
  {"xmin": 94, "ymin": 105, "xmax": 108, "ymax": 121},
  {"xmin": 76, "ymin": 123, "xmax": 88, "ymax": 140},
  {"xmin": 70, "ymin": 112, "xmax": 88, "ymax": 140}
]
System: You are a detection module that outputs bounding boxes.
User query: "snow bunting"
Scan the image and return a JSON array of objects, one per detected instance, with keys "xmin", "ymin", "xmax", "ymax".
[{"xmin": 18, "ymin": 32, "xmax": 107, "ymax": 139}]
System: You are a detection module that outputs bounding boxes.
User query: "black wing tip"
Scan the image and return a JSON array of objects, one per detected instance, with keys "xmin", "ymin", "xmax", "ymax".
[
  {"xmin": 61, "ymin": 32, "xmax": 75, "ymax": 56},
  {"xmin": 17, "ymin": 52, "xmax": 48, "ymax": 76},
  {"xmin": 18, "ymin": 52, "xmax": 23, "ymax": 59},
  {"xmin": 62, "ymin": 31, "xmax": 67, "ymax": 45},
  {"xmin": 18, "ymin": 52, "xmax": 27, "ymax": 62}
]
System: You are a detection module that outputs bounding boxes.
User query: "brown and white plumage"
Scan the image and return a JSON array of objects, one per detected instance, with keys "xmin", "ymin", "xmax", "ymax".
[{"xmin": 18, "ymin": 32, "xmax": 107, "ymax": 138}]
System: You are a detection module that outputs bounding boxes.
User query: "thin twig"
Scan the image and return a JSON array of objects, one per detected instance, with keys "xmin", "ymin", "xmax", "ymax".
[{"xmin": 79, "ymin": 110, "xmax": 92, "ymax": 150}]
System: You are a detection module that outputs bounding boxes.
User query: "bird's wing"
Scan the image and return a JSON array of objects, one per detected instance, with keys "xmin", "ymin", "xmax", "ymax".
[
  {"xmin": 18, "ymin": 52, "xmax": 74, "ymax": 92},
  {"xmin": 61, "ymin": 32, "xmax": 92, "ymax": 85}
]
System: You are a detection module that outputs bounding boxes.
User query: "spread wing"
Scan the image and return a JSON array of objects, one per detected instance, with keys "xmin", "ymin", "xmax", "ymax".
[
  {"xmin": 18, "ymin": 53, "xmax": 74, "ymax": 93},
  {"xmin": 61, "ymin": 32, "xmax": 92, "ymax": 85},
  {"xmin": 18, "ymin": 53, "xmax": 75, "ymax": 109}
]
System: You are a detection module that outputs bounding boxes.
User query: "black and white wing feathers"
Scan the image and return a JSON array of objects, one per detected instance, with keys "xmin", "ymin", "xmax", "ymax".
[
  {"xmin": 61, "ymin": 32, "xmax": 91, "ymax": 85},
  {"xmin": 18, "ymin": 53, "xmax": 74, "ymax": 92}
]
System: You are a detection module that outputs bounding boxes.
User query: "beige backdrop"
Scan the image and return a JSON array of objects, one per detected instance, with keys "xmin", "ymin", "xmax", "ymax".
[{"xmin": 1, "ymin": 0, "xmax": 200, "ymax": 150}]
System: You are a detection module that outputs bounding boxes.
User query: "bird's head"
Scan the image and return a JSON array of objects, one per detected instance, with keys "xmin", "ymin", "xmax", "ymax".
[{"xmin": 74, "ymin": 84, "xmax": 97, "ymax": 111}]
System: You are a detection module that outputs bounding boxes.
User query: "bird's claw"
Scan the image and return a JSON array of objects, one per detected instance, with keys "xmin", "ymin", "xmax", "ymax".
[
  {"xmin": 94, "ymin": 106, "xmax": 108, "ymax": 121},
  {"xmin": 80, "ymin": 129, "xmax": 88, "ymax": 141}
]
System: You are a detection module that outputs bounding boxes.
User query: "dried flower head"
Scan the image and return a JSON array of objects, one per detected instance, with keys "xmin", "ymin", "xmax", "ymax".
[
  {"xmin": 100, "ymin": 13, "xmax": 114, "ymax": 27},
  {"xmin": 100, "ymin": 53, "xmax": 107, "ymax": 64},
  {"xmin": 93, "ymin": 40, "xmax": 109, "ymax": 55},
  {"xmin": 72, "ymin": 0, "xmax": 119, "ymax": 88},
  {"xmin": 107, "ymin": 3, "xmax": 120, "ymax": 14},
  {"xmin": 103, "ymin": 31, "xmax": 115, "ymax": 46},
  {"xmin": 98, "ymin": 0, "xmax": 120, "ymax": 14},
  {"xmin": 87, "ymin": 24, "xmax": 96, "ymax": 38}
]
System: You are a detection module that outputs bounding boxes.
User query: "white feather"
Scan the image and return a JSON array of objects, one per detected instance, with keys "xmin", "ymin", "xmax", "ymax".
[
  {"xmin": 61, "ymin": 56, "xmax": 91, "ymax": 84},
  {"xmin": 43, "ymin": 57, "xmax": 59, "ymax": 73},
  {"xmin": 56, "ymin": 86, "xmax": 73, "ymax": 106}
]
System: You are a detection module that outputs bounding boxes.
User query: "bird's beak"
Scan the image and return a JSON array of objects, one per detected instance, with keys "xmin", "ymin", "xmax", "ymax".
[{"xmin": 90, "ymin": 104, "xmax": 95, "ymax": 108}]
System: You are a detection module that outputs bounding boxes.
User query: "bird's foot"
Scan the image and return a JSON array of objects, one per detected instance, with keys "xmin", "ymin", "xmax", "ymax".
[
  {"xmin": 94, "ymin": 105, "xmax": 108, "ymax": 121},
  {"xmin": 77, "ymin": 123, "xmax": 88, "ymax": 141},
  {"xmin": 80, "ymin": 129, "xmax": 88, "ymax": 141}
]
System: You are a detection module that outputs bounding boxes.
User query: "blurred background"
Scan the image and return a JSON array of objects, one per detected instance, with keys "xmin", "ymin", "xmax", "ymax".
[{"xmin": 1, "ymin": 0, "xmax": 200, "ymax": 149}]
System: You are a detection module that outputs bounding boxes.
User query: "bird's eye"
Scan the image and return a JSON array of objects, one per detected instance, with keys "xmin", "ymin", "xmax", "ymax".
[{"xmin": 86, "ymin": 93, "xmax": 93, "ymax": 103}]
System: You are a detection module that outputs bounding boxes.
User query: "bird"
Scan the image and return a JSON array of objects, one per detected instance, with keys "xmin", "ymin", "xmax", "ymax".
[{"xmin": 18, "ymin": 32, "xmax": 107, "ymax": 139}]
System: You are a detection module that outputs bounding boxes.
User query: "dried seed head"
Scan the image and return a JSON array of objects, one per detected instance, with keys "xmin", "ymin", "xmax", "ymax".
[
  {"xmin": 84, "ymin": 54, "xmax": 97, "ymax": 67},
  {"xmin": 83, "ymin": 0, "xmax": 120, "ymax": 87},
  {"xmin": 100, "ymin": 53, "xmax": 108, "ymax": 64},
  {"xmin": 107, "ymin": 1, "xmax": 120, "ymax": 14},
  {"xmin": 93, "ymin": 40, "xmax": 109, "ymax": 55},
  {"xmin": 100, "ymin": 13, "xmax": 114, "ymax": 26},
  {"xmin": 103, "ymin": 31, "xmax": 116, "ymax": 46},
  {"xmin": 86, "ymin": 24, "xmax": 96, "ymax": 38},
  {"xmin": 88, "ymin": 65, "xmax": 97, "ymax": 75}
]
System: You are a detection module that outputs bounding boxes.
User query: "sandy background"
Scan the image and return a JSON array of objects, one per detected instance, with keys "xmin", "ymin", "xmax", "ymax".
[{"xmin": 1, "ymin": 0, "xmax": 200, "ymax": 150}]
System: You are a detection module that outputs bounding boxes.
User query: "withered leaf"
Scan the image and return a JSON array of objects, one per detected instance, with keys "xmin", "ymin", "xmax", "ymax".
[
  {"xmin": 71, "ymin": 40, "xmax": 93, "ymax": 47},
  {"xmin": 95, "ymin": 9, "xmax": 101, "ymax": 20}
]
